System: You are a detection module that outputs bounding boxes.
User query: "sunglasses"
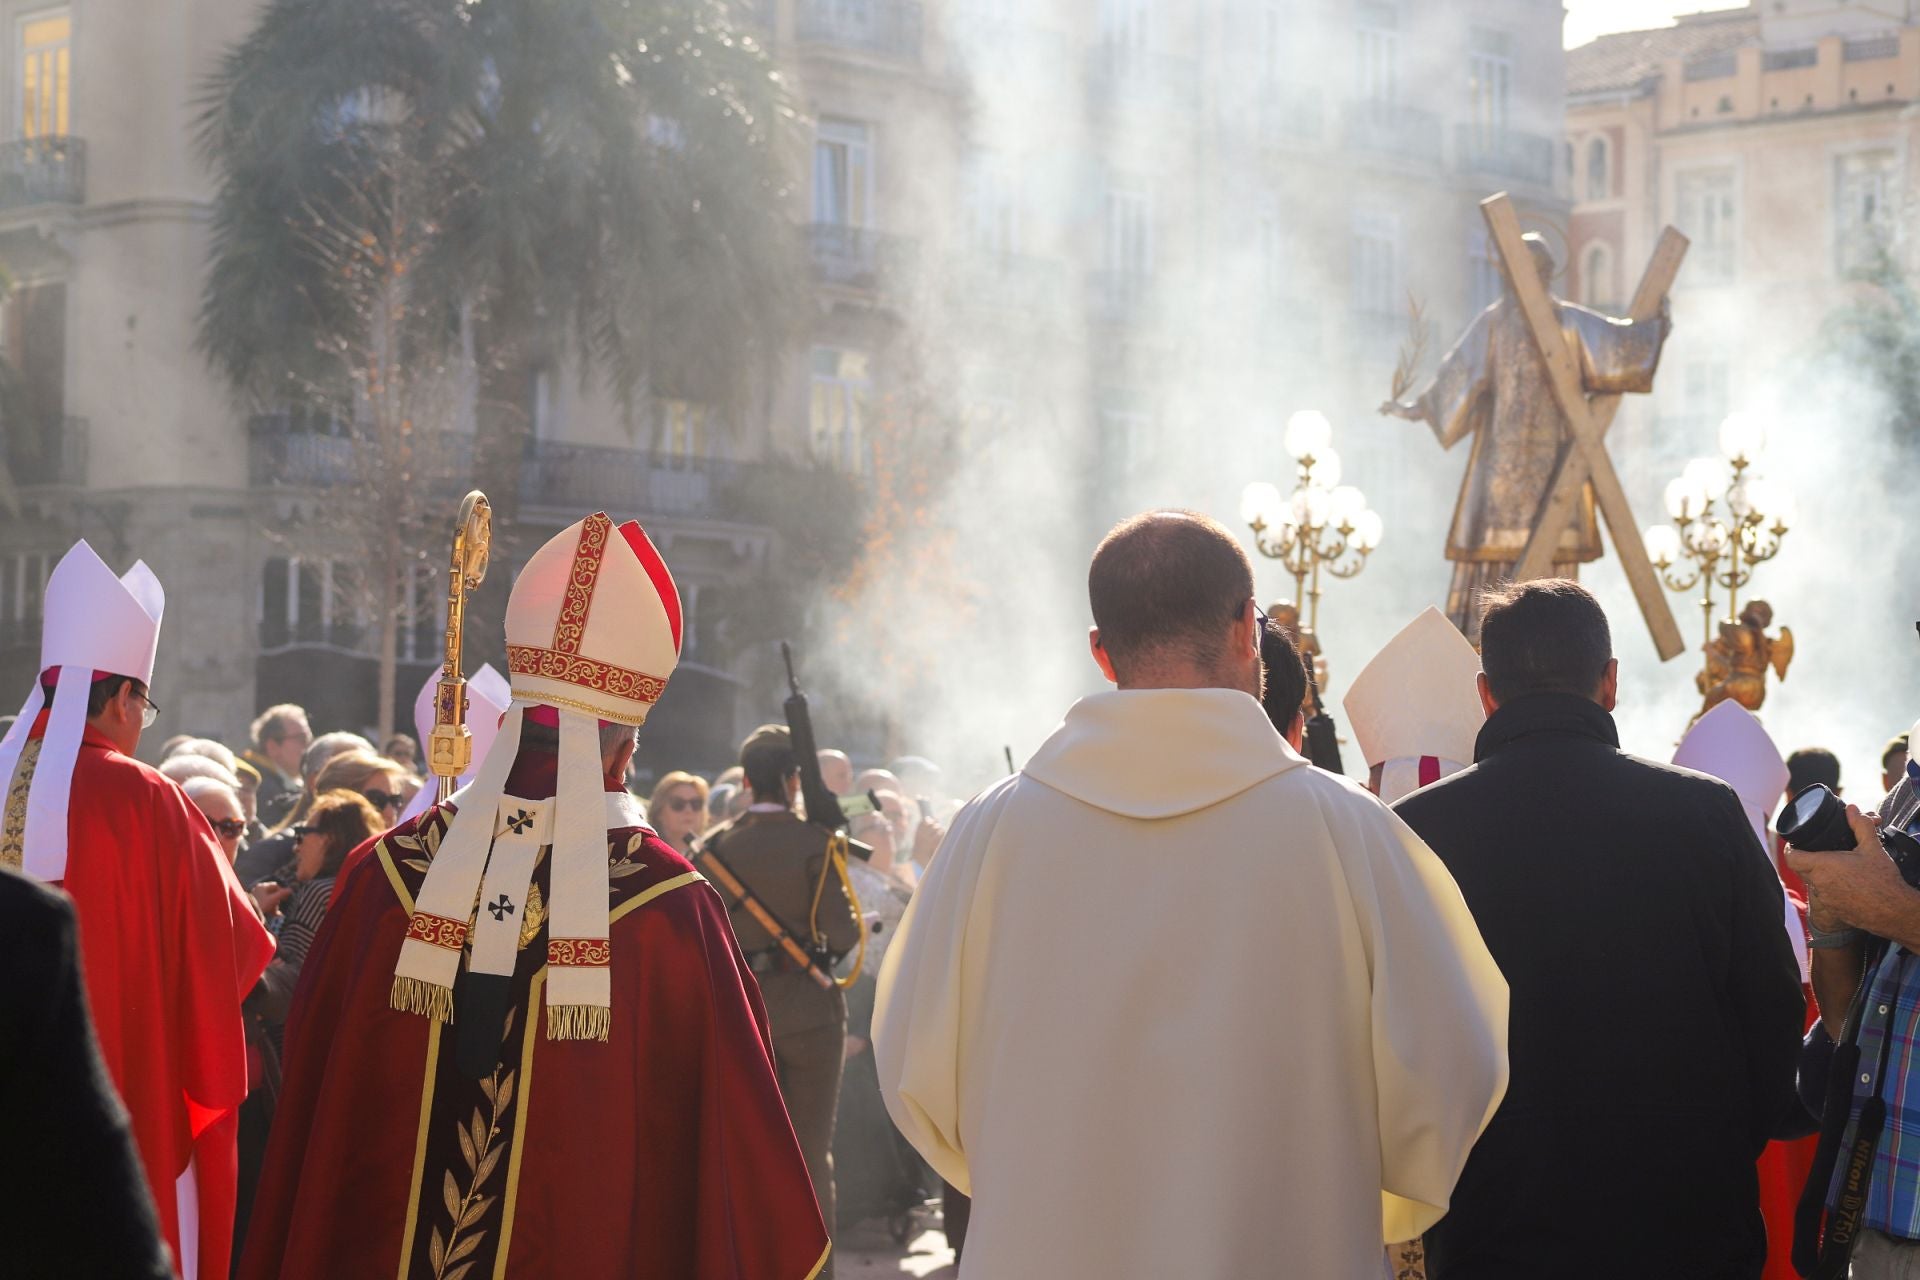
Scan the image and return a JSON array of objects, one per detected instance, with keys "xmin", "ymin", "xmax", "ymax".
[
  {"xmin": 361, "ymin": 790, "xmax": 405, "ymax": 812},
  {"xmin": 290, "ymin": 824, "xmax": 316, "ymax": 838},
  {"xmin": 664, "ymin": 796, "xmax": 705, "ymax": 813},
  {"xmin": 210, "ymin": 818, "xmax": 247, "ymax": 838}
]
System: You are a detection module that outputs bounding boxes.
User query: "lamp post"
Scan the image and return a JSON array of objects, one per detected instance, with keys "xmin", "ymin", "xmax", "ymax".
[
  {"xmin": 1239, "ymin": 410, "xmax": 1383, "ymax": 636},
  {"xmin": 1642, "ymin": 412, "xmax": 1795, "ymax": 646}
]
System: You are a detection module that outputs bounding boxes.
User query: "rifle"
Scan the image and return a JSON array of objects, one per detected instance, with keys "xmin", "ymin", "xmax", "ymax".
[
  {"xmin": 1302, "ymin": 665, "xmax": 1346, "ymax": 775},
  {"xmin": 782, "ymin": 642, "xmax": 849, "ymax": 831}
]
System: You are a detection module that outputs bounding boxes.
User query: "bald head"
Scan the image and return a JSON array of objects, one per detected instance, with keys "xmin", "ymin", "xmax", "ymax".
[
  {"xmin": 1088, "ymin": 510, "xmax": 1262, "ymax": 694},
  {"xmin": 818, "ymin": 749, "xmax": 853, "ymax": 796}
]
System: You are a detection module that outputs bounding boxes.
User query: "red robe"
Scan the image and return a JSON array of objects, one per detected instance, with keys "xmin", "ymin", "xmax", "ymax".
[
  {"xmin": 239, "ymin": 789, "xmax": 830, "ymax": 1279},
  {"xmin": 1757, "ymin": 845, "xmax": 1818, "ymax": 1280},
  {"xmin": 29, "ymin": 719, "xmax": 274, "ymax": 1277}
]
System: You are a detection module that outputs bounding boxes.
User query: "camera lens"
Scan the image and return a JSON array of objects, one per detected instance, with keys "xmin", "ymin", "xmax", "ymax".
[{"xmin": 1776, "ymin": 784, "xmax": 1857, "ymax": 853}]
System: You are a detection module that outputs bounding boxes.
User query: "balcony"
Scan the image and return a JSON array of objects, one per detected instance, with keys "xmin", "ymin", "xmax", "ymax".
[
  {"xmin": 806, "ymin": 222, "xmax": 912, "ymax": 291},
  {"xmin": 0, "ymin": 136, "xmax": 85, "ymax": 210},
  {"xmin": 5, "ymin": 414, "xmax": 85, "ymax": 486},
  {"xmin": 795, "ymin": 0, "xmax": 922, "ymax": 62},
  {"xmin": 1453, "ymin": 125, "xmax": 1556, "ymax": 188},
  {"xmin": 1341, "ymin": 102, "xmax": 1441, "ymax": 164}
]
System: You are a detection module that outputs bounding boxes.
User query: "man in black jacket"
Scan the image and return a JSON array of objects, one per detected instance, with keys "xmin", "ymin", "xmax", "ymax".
[
  {"xmin": 1395, "ymin": 579, "xmax": 1804, "ymax": 1280},
  {"xmin": 0, "ymin": 866, "xmax": 173, "ymax": 1278}
]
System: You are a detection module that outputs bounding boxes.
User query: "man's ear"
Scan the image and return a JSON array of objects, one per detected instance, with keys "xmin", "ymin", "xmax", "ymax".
[
  {"xmin": 1089, "ymin": 628, "xmax": 1119, "ymax": 685},
  {"xmin": 606, "ymin": 734, "xmax": 636, "ymax": 784},
  {"xmin": 1284, "ymin": 712, "xmax": 1305, "ymax": 751},
  {"xmin": 1476, "ymin": 671, "xmax": 1499, "ymax": 717},
  {"xmin": 1596, "ymin": 657, "xmax": 1620, "ymax": 713}
]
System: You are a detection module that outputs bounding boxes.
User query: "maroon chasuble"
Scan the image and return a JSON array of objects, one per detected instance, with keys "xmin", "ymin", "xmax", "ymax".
[{"xmin": 238, "ymin": 778, "xmax": 830, "ymax": 1279}]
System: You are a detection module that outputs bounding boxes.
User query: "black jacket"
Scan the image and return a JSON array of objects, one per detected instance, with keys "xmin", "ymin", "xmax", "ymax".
[
  {"xmin": 1394, "ymin": 693, "xmax": 1806, "ymax": 1280},
  {"xmin": 0, "ymin": 868, "xmax": 173, "ymax": 1278}
]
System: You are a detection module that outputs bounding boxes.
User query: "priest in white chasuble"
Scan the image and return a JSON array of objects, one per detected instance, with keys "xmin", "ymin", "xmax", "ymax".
[{"xmin": 874, "ymin": 510, "xmax": 1509, "ymax": 1278}]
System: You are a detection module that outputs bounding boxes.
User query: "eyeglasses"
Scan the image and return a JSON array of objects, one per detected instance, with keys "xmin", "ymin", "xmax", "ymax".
[
  {"xmin": 210, "ymin": 818, "xmax": 247, "ymax": 838},
  {"xmin": 290, "ymin": 824, "xmax": 316, "ymax": 838},
  {"xmin": 664, "ymin": 796, "xmax": 705, "ymax": 813},
  {"xmin": 134, "ymin": 689, "xmax": 160, "ymax": 730},
  {"xmin": 361, "ymin": 790, "xmax": 404, "ymax": 812}
]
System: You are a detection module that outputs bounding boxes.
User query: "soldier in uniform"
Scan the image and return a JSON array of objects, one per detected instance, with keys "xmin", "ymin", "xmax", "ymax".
[{"xmin": 700, "ymin": 724, "xmax": 863, "ymax": 1273}]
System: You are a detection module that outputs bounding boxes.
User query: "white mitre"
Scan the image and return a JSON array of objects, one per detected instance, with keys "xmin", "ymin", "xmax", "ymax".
[
  {"xmin": 396, "ymin": 662, "xmax": 512, "ymax": 825},
  {"xmin": 0, "ymin": 541, "xmax": 164, "ymax": 882},
  {"xmin": 392, "ymin": 512, "xmax": 682, "ymax": 1042},
  {"xmin": 1343, "ymin": 606, "xmax": 1485, "ymax": 803},
  {"xmin": 1673, "ymin": 699, "xmax": 1807, "ymax": 981}
]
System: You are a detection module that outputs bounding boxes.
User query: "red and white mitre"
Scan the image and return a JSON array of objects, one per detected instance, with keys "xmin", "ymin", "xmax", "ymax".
[
  {"xmin": 0, "ymin": 541, "xmax": 164, "ymax": 882},
  {"xmin": 1343, "ymin": 606, "xmax": 1484, "ymax": 804},
  {"xmin": 1673, "ymin": 700, "xmax": 1807, "ymax": 980},
  {"xmin": 393, "ymin": 512, "xmax": 682, "ymax": 1041}
]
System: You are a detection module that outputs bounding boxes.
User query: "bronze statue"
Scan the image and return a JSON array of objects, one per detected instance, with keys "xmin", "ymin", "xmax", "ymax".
[
  {"xmin": 1698, "ymin": 599, "xmax": 1793, "ymax": 716},
  {"xmin": 1380, "ymin": 233, "xmax": 1673, "ymax": 641}
]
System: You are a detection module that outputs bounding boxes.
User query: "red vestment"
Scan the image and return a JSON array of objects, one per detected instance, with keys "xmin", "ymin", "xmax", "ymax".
[
  {"xmin": 31, "ymin": 719, "xmax": 274, "ymax": 1276},
  {"xmin": 1757, "ymin": 855, "xmax": 1817, "ymax": 1280},
  {"xmin": 239, "ymin": 794, "xmax": 830, "ymax": 1279}
]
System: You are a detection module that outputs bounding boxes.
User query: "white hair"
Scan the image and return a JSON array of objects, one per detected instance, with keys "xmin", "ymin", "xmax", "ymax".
[
  {"xmin": 181, "ymin": 775, "xmax": 242, "ymax": 811},
  {"xmin": 168, "ymin": 737, "xmax": 238, "ymax": 772},
  {"xmin": 160, "ymin": 755, "xmax": 241, "ymax": 790}
]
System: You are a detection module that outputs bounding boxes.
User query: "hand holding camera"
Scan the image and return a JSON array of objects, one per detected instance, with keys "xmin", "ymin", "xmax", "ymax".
[{"xmin": 1781, "ymin": 786, "xmax": 1920, "ymax": 937}]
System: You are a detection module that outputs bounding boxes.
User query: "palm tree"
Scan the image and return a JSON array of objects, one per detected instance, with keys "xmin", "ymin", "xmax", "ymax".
[{"xmin": 198, "ymin": 0, "xmax": 805, "ymax": 733}]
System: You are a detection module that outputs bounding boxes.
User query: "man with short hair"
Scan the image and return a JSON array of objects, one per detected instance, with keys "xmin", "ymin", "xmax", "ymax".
[
  {"xmin": 1884, "ymin": 734, "xmax": 1910, "ymax": 795},
  {"xmin": 233, "ymin": 730, "xmax": 373, "ymax": 887},
  {"xmin": 1393, "ymin": 579, "xmax": 1803, "ymax": 1279},
  {"xmin": 1788, "ymin": 746, "xmax": 1842, "ymax": 800},
  {"xmin": 818, "ymin": 748, "xmax": 853, "ymax": 797},
  {"xmin": 244, "ymin": 704, "xmax": 311, "ymax": 826},
  {"xmin": 875, "ymin": 509, "xmax": 1509, "ymax": 1276},
  {"xmin": 700, "ymin": 724, "xmax": 863, "ymax": 1274},
  {"xmin": 0, "ymin": 541, "xmax": 273, "ymax": 1277},
  {"xmin": 1257, "ymin": 616, "xmax": 1308, "ymax": 746}
]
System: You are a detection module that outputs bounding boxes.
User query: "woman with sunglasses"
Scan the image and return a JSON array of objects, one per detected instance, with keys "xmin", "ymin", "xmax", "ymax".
[
  {"xmin": 646, "ymin": 771, "xmax": 710, "ymax": 853},
  {"xmin": 246, "ymin": 790, "xmax": 384, "ymax": 1051},
  {"xmin": 246, "ymin": 750, "xmax": 408, "ymax": 890}
]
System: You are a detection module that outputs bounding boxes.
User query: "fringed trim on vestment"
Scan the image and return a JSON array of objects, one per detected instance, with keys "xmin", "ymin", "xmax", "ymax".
[
  {"xmin": 390, "ymin": 975, "xmax": 455, "ymax": 1024},
  {"xmin": 546, "ymin": 1003, "xmax": 610, "ymax": 1042}
]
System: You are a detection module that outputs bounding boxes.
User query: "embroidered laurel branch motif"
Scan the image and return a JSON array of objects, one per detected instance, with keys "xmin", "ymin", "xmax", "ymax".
[
  {"xmin": 516, "ymin": 882, "xmax": 546, "ymax": 951},
  {"xmin": 430, "ymin": 1011, "xmax": 518, "ymax": 1280},
  {"xmin": 0, "ymin": 736, "xmax": 42, "ymax": 870}
]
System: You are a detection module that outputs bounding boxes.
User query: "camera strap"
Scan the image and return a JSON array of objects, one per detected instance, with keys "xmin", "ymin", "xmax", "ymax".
[{"xmin": 1809, "ymin": 958, "xmax": 1903, "ymax": 1279}]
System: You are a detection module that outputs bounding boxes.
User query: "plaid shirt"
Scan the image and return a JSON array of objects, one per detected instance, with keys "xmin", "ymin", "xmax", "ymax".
[{"xmin": 1829, "ymin": 774, "xmax": 1920, "ymax": 1236}]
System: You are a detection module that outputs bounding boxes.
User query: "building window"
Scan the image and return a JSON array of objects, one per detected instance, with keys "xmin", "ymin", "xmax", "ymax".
[
  {"xmin": 1259, "ymin": 204, "xmax": 1291, "ymax": 301},
  {"xmin": 1261, "ymin": 1, "xmax": 1287, "ymax": 83},
  {"xmin": 1098, "ymin": 405, "xmax": 1150, "ymax": 475},
  {"xmin": 809, "ymin": 346, "xmax": 871, "ymax": 473},
  {"xmin": 965, "ymin": 157, "xmax": 1019, "ymax": 256},
  {"xmin": 18, "ymin": 9, "xmax": 68, "ymax": 139},
  {"xmin": 529, "ymin": 365, "xmax": 556, "ymax": 440},
  {"xmin": 1835, "ymin": 148, "xmax": 1899, "ymax": 276},
  {"xmin": 1352, "ymin": 212, "xmax": 1398, "ymax": 318},
  {"xmin": 1099, "ymin": 0, "xmax": 1150, "ymax": 71},
  {"xmin": 1586, "ymin": 135, "xmax": 1611, "ymax": 201},
  {"xmin": 1674, "ymin": 167, "xmax": 1736, "ymax": 283},
  {"xmin": 1468, "ymin": 28, "xmax": 1512, "ymax": 135},
  {"xmin": 812, "ymin": 119, "xmax": 873, "ymax": 228},
  {"xmin": 1581, "ymin": 242, "xmax": 1613, "ymax": 308},
  {"xmin": 1356, "ymin": 2, "xmax": 1398, "ymax": 109},
  {"xmin": 657, "ymin": 398, "xmax": 709, "ymax": 466},
  {"xmin": 0, "ymin": 551, "xmax": 50, "ymax": 646}
]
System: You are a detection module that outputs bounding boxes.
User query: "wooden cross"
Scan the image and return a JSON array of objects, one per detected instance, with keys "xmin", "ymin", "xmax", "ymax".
[{"xmin": 1481, "ymin": 193, "xmax": 1688, "ymax": 662}]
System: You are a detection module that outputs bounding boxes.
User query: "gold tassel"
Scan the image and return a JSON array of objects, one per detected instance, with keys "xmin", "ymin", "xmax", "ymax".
[
  {"xmin": 390, "ymin": 975, "xmax": 455, "ymax": 1024},
  {"xmin": 546, "ymin": 1003, "xmax": 610, "ymax": 1042}
]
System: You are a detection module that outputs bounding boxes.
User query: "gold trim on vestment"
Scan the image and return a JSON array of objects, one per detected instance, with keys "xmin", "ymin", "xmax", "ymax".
[
  {"xmin": 803, "ymin": 1239, "xmax": 833, "ymax": 1280},
  {"xmin": 506, "ymin": 685, "xmax": 651, "ymax": 727},
  {"xmin": 396, "ymin": 1017, "xmax": 444, "ymax": 1280},
  {"xmin": 1, "ymin": 736, "xmax": 43, "ymax": 870},
  {"xmin": 492, "ymin": 968, "xmax": 544, "ymax": 1280},
  {"xmin": 377, "ymin": 840, "xmax": 416, "ymax": 915},
  {"xmin": 611, "ymin": 869, "xmax": 705, "ymax": 924}
]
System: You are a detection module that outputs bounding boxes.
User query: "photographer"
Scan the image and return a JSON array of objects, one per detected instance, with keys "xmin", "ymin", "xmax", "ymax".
[{"xmin": 1786, "ymin": 776, "xmax": 1920, "ymax": 1277}]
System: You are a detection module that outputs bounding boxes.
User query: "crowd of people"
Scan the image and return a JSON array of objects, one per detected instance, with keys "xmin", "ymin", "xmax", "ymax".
[{"xmin": 6, "ymin": 511, "xmax": 1920, "ymax": 1280}]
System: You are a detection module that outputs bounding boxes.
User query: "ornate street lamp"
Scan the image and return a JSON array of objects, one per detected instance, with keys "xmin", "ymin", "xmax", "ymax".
[{"xmin": 1240, "ymin": 410, "xmax": 1383, "ymax": 637}]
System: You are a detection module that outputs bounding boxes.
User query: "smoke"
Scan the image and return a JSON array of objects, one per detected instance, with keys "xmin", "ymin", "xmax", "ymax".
[{"xmin": 805, "ymin": 3, "xmax": 1916, "ymax": 804}]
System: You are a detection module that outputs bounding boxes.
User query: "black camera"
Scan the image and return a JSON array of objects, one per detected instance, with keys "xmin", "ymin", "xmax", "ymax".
[{"xmin": 1778, "ymin": 783, "xmax": 1920, "ymax": 890}]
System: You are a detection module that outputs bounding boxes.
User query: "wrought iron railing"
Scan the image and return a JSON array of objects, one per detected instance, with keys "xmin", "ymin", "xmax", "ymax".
[
  {"xmin": 806, "ymin": 222, "xmax": 912, "ymax": 290},
  {"xmin": 1684, "ymin": 53, "xmax": 1738, "ymax": 81},
  {"xmin": 1846, "ymin": 35, "xmax": 1900, "ymax": 62},
  {"xmin": 1341, "ymin": 101, "xmax": 1442, "ymax": 162},
  {"xmin": 0, "ymin": 136, "xmax": 85, "ymax": 210}
]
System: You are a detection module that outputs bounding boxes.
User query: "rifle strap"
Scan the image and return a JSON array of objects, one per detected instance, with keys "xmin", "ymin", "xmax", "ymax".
[
  {"xmin": 807, "ymin": 831, "xmax": 866, "ymax": 988},
  {"xmin": 695, "ymin": 840, "xmax": 836, "ymax": 991}
]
